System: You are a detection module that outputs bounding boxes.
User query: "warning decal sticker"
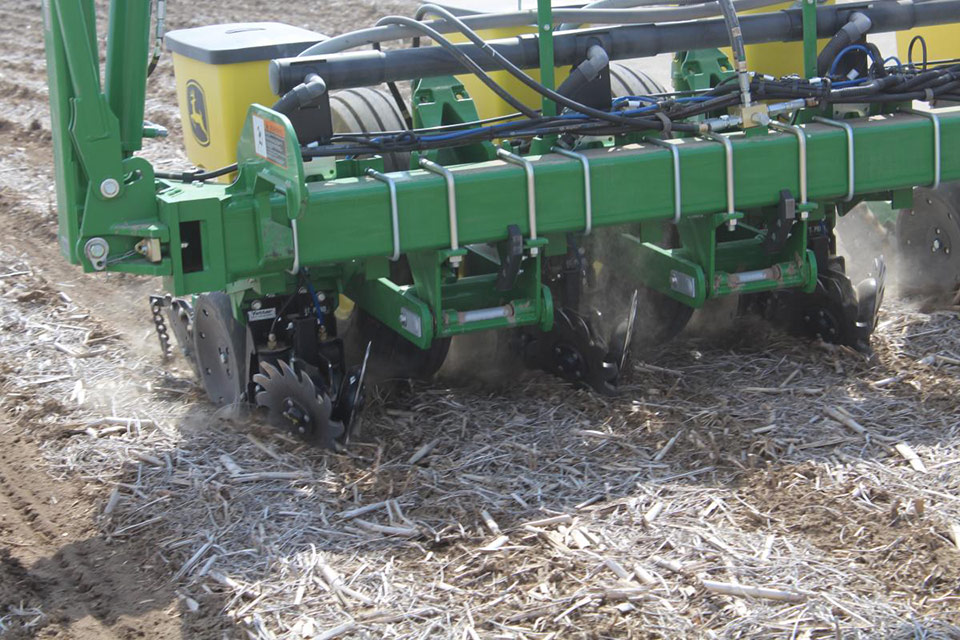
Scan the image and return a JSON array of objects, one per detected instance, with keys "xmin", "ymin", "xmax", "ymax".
[{"xmin": 252, "ymin": 115, "xmax": 288, "ymax": 168}]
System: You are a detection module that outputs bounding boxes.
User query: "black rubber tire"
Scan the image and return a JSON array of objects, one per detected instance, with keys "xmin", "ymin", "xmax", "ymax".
[
  {"xmin": 341, "ymin": 257, "xmax": 452, "ymax": 382},
  {"xmin": 329, "ymin": 87, "xmax": 410, "ymax": 172},
  {"xmin": 609, "ymin": 62, "xmax": 667, "ymax": 98},
  {"xmin": 193, "ymin": 292, "xmax": 249, "ymax": 406},
  {"xmin": 791, "ymin": 267, "xmax": 867, "ymax": 351}
]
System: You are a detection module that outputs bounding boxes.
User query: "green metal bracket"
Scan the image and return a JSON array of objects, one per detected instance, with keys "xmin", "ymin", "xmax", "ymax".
[
  {"xmin": 350, "ymin": 276, "xmax": 437, "ymax": 350},
  {"xmin": 537, "ymin": 0, "xmax": 557, "ymax": 119},
  {"xmin": 412, "ymin": 77, "xmax": 494, "ymax": 165},
  {"xmin": 802, "ymin": 0, "xmax": 819, "ymax": 79},
  {"xmin": 105, "ymin": 1, "xmax": 151, "ymax": 155},
  {"xmin": 672, "ymin": 49, "xmax": 735, "ymax": 93},
  {"xmin": 232, "ymin": 105, "xmax": 308, "ymax": 222},
  {"xmin": 353, "ymin": 237, "xmax": 555, "ymax": 349}
]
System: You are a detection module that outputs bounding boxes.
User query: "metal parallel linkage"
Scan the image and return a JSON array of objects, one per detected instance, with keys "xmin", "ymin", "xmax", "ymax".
[
  {"xmin": 419, "ymin": 157, "xmax": 462, "ymax": 264},
  {"xmin": 812, "ymin": 116, "xmax": 855, "ymax": 201},
  {"xmin": 702, "ymin": 132, "xmax": 736, "ymax": 229},
  {"xmin": 551, "ymin": 146, "xmax": 593, "ymax": 234},
  {"xmin": 365, "ymin": 168, "xmax": 402, "ymax": 261},
  {"xmin": 647, "ymin": 138, "xmax": 682, "ymax": 224},
  {"xmin": 768, "ymin": 121, "xmax": 809, "ymax": 218},
  {"xmin": 903, "ymin": 108, "xmax": 942, "ymax": 189},
  {"xmin": 497, "ymin": 148, "xmax": 540, "ymax": 255}
]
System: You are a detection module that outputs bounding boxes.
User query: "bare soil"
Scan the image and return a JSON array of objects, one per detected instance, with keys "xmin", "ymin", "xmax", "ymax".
[{"xmin": 0, "ymin": 1, "xmax": 958, "ymax": 639}]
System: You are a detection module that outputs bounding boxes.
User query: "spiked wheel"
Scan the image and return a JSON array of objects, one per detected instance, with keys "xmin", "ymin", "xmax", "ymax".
[
  {"xmin": 253, "ymin": 361, "xmax": 344, "ymax": 449},
  {"xmin": 524, "ymin": 308, "xmax": 620, "ymax": 395}
]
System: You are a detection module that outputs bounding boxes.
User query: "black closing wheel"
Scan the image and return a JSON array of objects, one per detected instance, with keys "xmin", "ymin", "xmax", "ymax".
[
  {"xmin": 330, "ymin": 87, "xmax": 410, "ymax": 172},
  {"xmin": 193, "ymin": 292, "xmax": 250, "ymax": 406},
  {"xmin": 896, "ymin": 184, "xmax": 960, "ymax": 295},
  {"xmin": 341, "ymin": 257, "xmax": 451, "ymax": 381},
  {"xmin": 357, "ymin": 310, "xmax": 451, "ymax": 381}
]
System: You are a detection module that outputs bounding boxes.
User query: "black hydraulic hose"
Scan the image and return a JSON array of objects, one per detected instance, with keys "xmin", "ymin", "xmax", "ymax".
[
  {"xmin": 156, "ymin": 164, "xmax": 238, "ymax": 183},
  {"xmin": 271, "ymin": 0, "xmax": 960, "ymax": 93},
  {"xmin": 400, "ymin": 5, "xmax": 650, "ymax": 127},
  {"xmin": 716, "ymin": 0, "xmax": 751, "ymax": 107},
  {"xmin": 146, "ymin": 0, "xmax": 166, "ymax": 78},
  {"xmin": 556, "ymin": 45, "xmax": 610, "ymax": 98},
  {"xmin": 816, "ymin": 11, "xmax": 872, "ymax": 76},
  {"xmin": 374, "ymin": 15, "xmax": 540, "ymax": 119},
  {"xmin": 908, "ymin": 35, "xmax": 928, "ymax": 69},
  {"xmin": 272, "ymin": 73, "xmax": 327, "ymax": 115}
]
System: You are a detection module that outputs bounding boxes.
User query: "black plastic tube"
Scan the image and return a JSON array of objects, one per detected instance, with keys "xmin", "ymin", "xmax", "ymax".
[{"xmin": 271, "ymin": 0, "xmax": 960, "ymax": 94}]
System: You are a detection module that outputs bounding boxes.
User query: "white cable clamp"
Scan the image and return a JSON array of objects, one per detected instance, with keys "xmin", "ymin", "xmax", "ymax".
[
  {"xmin": 497, "ymin": 148, "xmax": 539, "ymax": 255},
  {"xmin": 419, "ymin": 157, "xmax": 461, "ymax": 262},
  {"xmin": 648, "ymin": 138, "xmax": 683, "ymax": 224},
  {"xmin": 702, "ymin": 132, "xmax": 736, "ymax": 229},
  {"xmin": 903, "ymin": 108, "xmax": 941, "ymax": 189},
  {"xmin": 365, "ymin": 168, "xmax": 401, "ymax": 261},
  {"xmin": 769, "ymin": 121, "xmax": 809, "ymax": 216},
  {"xmin": 812, "ymin": 116, "xmax": 855, "ymax": 201},
  {"xmin": 551, "ymin": 147, "xmax": 593, "ymax": 235},
  {"xmin": 287, "ymin": 218, "xmax": 301, "ymax": 275}
]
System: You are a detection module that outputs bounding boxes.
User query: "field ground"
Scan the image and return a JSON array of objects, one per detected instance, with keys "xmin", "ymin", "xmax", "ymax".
[{"xmin": 0, "ymin": 1, "xmax": 958, "ymax": 638}]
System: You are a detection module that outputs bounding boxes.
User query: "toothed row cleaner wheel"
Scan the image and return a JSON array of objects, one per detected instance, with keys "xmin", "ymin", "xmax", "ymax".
[{"xmin": 253, "ymin": 361, "xmax": 345, "ymax": 449}]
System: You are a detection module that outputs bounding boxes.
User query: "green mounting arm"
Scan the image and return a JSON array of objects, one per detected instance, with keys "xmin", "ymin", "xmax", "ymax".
[{"xmin": 43, "ymin": 0, "xmax": 160, "ymax": 268}]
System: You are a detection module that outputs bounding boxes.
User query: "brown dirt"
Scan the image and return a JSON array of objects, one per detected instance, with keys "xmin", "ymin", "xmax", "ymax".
[{"xmin": 736, "ymin": 464, "xmax": 960, "ymax": 623}]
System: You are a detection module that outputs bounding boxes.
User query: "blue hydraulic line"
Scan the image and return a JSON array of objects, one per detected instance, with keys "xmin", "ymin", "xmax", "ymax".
[
  {"xmin": 301, "ymin": 271, "xmax": 326, "ymax": 324},
  {"xmin": 408, "ymin": 96, "xmax": 712, "ymax": 143},
  {"xmin": 828, "ymin": 44, "xmax": 886, "ymax": 77},
  {"xmin": 831, "ymin": 77, "xmax": 870, "ymax": 88}
]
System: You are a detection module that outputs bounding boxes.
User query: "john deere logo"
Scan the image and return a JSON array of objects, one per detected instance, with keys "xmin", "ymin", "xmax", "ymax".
[{"xmin": 186, "ymin": 80, "xmax": 210, "ymax": 147}]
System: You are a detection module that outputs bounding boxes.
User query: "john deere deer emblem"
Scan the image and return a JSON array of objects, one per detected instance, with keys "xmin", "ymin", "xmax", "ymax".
[{"xmin": 186, "ymin": 80, "xmax": 210, "ymax": 147}]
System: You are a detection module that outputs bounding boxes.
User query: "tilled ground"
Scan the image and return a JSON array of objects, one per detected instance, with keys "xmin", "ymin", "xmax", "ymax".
[{"xmin": 1, "ymin": 1, "xmax": 959, "ymax": 639}]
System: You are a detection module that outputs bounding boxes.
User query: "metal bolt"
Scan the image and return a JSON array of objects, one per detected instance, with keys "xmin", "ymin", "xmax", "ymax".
[
  {"xmin": 220, "ymin": 352, "xmax": 228, "ymax": 364},
  {"xmin": 317, "ymin": 292, "xmax": 326, "ymax": 302},
  {"xmin": 932, "ymin": 238, "xmax": 942, "ymax": 253},
  {"xmin": 251, "ymin": 299, "xmax": 262, "ymax": 310},
  {"xmin": 99, "ymin": 178, "xmax": 120, "ymax": 199}
]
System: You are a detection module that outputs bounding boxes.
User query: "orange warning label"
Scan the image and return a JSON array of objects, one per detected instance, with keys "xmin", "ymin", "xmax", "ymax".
[{"xmin": 252, "ymin": 115, "xmax": 287, "ymax": 168}]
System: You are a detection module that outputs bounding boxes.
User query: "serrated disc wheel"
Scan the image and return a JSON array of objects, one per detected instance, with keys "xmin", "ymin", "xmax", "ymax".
[{"xmin": 253, "ymin": 361, "xmax": 344, "ymax": 449}]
